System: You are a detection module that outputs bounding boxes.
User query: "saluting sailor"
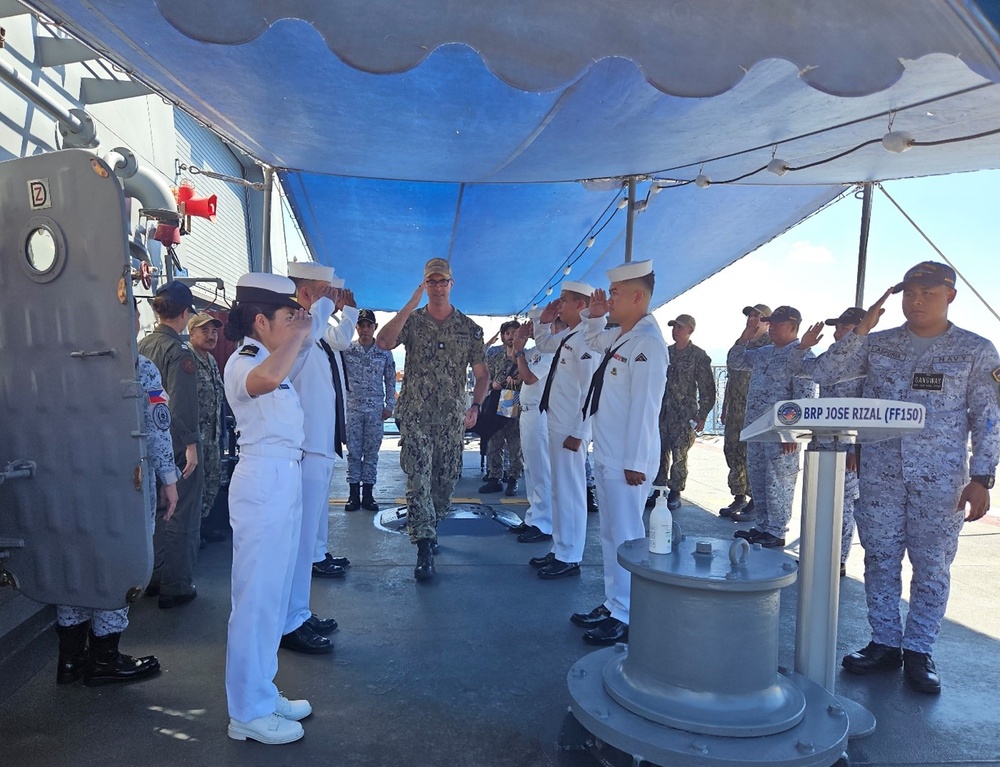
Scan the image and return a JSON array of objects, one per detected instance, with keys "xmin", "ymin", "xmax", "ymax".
[
  {"xmin": 574, "ymin": 260, "xmax": 669, "ymax": 645},
  {"xmin": 280, "ymin": 261, "xmax": 358, "ymax": 656},
  {"xmin": 797, "ymin": 262, "xmax": 1000, "ymax": 694},
  {"xmin": 531, "ymin": 281, "xmax": 599, "ymax": 580},
  {"xmin": 223, "ymin": 273, "xmax": 315, "ymax": 746}
]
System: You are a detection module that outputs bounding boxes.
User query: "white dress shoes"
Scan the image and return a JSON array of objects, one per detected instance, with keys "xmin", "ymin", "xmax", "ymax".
[
  {"xmin": 228, "ymin": 712, "xmax": 304, "ymax": 744},
  {"xmin": 276, "ymin": 694, "xmax": 312, "ymax": 721}
]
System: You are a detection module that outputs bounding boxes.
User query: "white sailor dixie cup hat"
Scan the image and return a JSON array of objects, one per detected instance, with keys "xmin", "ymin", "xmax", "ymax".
[
  {"xmin": 561, "ymin": 280, "xmax": 595, "ymax": 296},
  {"xmin": 235, "ymin": 273, "xmax": 301, "ymax": 310},
  {"xmin": 606, "ymin": 259, "xmax": 653, "ymax": 283},
  {"xmin": 287, "ymin": 261, "xmax": 334, "ymax": 283}
]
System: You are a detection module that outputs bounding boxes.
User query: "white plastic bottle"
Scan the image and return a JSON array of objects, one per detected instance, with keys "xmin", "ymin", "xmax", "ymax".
[{"xmin": 648, "ymin": 485, "xmax": 673, "ymax": 554}]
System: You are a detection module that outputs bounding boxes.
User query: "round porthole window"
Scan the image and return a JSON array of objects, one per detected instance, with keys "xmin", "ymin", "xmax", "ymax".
[
  {"xmin": 25, "ymin": 227, "xmax": 57, "ymax": 273},
  {"xmin": 18, "ymin": 217, "xmax": 68, "ymax": 283}
]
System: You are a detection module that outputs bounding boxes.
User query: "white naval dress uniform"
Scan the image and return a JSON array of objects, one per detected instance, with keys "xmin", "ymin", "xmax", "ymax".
[
  {"xmin": 224, "ymin": 341, "xmax": 305, "ymax": 723},
  {"xmin": 534, "ymin": 322, "xmax": 599, "ymax": 564},
  {"xmin": 285, "ymin": 298, "xmax": 358, "ymax": 634},
  {"xmin": 581, "ymin": 311, "xmax": 669, "ymax": 624},
  {"xmin": 519, "ymin": 344, "xmax": 554, "ymax": 535}
]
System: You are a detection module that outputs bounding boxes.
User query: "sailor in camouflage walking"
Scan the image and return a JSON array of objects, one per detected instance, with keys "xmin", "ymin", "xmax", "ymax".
[
  {"xmin": 187, "ymin": 312, "xmax": 226, "ymax": 540},
  {"xmin": 377, "ymin": 258, "xmax": 489, "ymax": 581},
  {"xmin": 480, "ymin": 320, "xmax": 524, "ymax": 497},
  {"xmin": 727, "ymin": 305, "xmax": 817, "ymax": 548},
  {"xmin": 651, "ymin": 314, "xmax": 716, "ymax": 511},
  {"xmin": 798, "ymin": 262, "xmax": 1000, "ymax": 694},
  {"xmin": 343, "ymin": 309, "xmax": 396, "ymax": 511}
]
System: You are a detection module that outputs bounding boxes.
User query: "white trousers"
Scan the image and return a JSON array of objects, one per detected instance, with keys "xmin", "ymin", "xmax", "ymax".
[
  {"xmin": 548, "ymin": 428, "xmax": 587, "ymax": 563},
  {"xmin": 594, "ymin": 459, "xmax": 650, "ymax": 624},
  {"xmin": 285, "ymin": 452, "xmax": 335, "ymax": 633},
  {"xmin": 520, "ymin": 407, "xmax": 552, "ymax": 534},
  {"xmin": 227, "ymin": 455, "xmax": 302, "ymax": 722}
]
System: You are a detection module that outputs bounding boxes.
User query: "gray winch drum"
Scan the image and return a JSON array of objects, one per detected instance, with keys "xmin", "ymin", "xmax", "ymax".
[{"xmin": 603, "ymin": 536, "xmax": 803, "ymax": 738}]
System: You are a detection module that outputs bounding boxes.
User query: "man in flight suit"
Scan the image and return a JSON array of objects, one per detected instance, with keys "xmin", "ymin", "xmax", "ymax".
[
  {"xmin": 139, "ymin": 280, "xmax": 203, "ymax": 609},
  {"xmin": 798, "ymin": 262, "xmax": 1000, "ymax": 693}
]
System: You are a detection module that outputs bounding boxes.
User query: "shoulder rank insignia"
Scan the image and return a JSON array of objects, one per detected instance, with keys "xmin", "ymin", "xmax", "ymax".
[
  {"xmin": 992, "ymin": 366, "xmax": 1000, "ymax": 384},
  {"xmin": 635, "ymin": 353, "xmax": 648, "ymax": 362},
  {"xmin": 240, "ymin": 344, "xmax": 260, "ymax": 357},
  {"xmin": 581, "ymin": 352, "xmax": 592, "ymax": 360}
]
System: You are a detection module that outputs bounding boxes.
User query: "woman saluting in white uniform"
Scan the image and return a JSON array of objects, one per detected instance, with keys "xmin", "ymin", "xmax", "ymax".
[{"xmin": 223, "ymin": 273, "xmax": 314, "ymax": 745}]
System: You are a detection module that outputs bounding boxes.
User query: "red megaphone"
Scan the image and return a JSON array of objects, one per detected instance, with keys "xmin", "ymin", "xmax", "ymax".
[
  {"xmin": 153, "ymin": 222, "xmax": 181, "ymax": 246},
  {"xmin": 175, "ymin": 181, "xmax": 196, "ymax": 204},
  {"xmin": 182, "ymin": 195, "xmax": 217, "ymax": 222}
]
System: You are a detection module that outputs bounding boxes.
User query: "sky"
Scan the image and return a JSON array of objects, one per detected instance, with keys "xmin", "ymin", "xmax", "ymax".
[{"xmin": 277, "ymin": 168, "xmax": 1000, "ymax": 369}]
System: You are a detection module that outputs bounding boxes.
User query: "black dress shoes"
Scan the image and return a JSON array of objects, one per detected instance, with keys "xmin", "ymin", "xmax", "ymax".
[
  {"xmin": 479, "ymin": 478, "xmax": 504, "ymax": 494},
  {"xmin": 903, "ymin": 650, "xmax": 941, "ymax": 693},
  {"xmin": 505, "ymin": 478, "xmax": 519, "ymax": 496},
  {"xmin": 841, "ymin": 641, "xmax": 902, "ymax": 674},
  {"xmin": 570, "ymin": 604, "xmax": 611, "ymax": 628},
  {"xmin": 587, "ymin": 486, "xmax": 599, "ymax": 514},
  {"xmin": 327, "ymin": 554, "xmax": 351, "ymax": 568},
  {"xmin": 158, "ymin": 589, "xmax": 197, "ymax": 609},
  {"xmin": 280, "ymin": 625, "xmax": 333, "ymax": 655},
  {"xmin": 537, "ymin": 559, "xmax": 580, "ymax": 579},
  {"xmin": 529, "ymin": 552, "xmax": 555, "ymax": 569},
  {"xmin": 305, "ymin": 614, "xmax": 339, "ymax": 635},
  {"xmin": 517, "ymin": 525, "xmax": 552, "ymax": 543},
  {"xmin": 583, "ymin": 618, "xmax": 628, "ymax": 646},
  {"xmin": 508, "ymin": 522, "xmax": 532, "ymax": 535},
  {"xmin": 312, "ymin": 554, "xmax": 348, "ymax": 579}
]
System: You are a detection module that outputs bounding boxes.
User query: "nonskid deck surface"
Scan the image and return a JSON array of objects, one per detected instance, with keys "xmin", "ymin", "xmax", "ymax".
[{"xmin": 1, "ymin": 436, "xmax": 998, "ymax": 767}]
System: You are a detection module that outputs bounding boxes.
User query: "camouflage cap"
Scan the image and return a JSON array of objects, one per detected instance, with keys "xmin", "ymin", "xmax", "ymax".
[
  {"xmin": 742, "ymin": 303, "xmax": 772, "ymax": 318},
  {"xmin": 424, "ymin": 258, "xmax": 452, "ymax": 279},
  {"xmin": 667, "ymin": 313, "xmax": 696, "ymax": 330}
]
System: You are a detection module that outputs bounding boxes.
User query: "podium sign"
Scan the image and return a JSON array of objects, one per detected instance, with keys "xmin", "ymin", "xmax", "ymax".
[
  {"xmin": 740, "ymin": 397, "xmax": 926, "ymax": 740},
  {"xmin": 741, "ymin": 397, "xmax": 926, "ymax": 444}
]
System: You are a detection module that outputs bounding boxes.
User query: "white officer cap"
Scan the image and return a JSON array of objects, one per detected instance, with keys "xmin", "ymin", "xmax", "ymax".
[
  {"xmin": 330, "ymin": 274, "xmax": 346, "ymax": 289},
  {"xmin": 561, "ymin": 280, "xmax": 595, "ymax": 297},
  {"xmin": 287, "ymin": 261, "xmax": 335, "ymax": 283},
  {"xmin": 606, "ymin": 259, "xmax": 653, "ymax": 283},
  {"xmin": 235, "ymin": 272, "xmax": 300, "ymax": 309}
]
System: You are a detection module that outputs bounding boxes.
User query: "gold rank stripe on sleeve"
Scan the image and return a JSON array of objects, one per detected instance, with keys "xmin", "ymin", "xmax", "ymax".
[
  {"xmin": 992, "ymin": 366, "xmax": 1000, "ymax": 384},
  {"xmin": 240, "ymin": 345, "xmax": 260, "ymax": 357}
]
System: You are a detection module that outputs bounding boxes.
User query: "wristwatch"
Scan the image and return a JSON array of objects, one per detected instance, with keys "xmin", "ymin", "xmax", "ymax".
[
  {"xmin": 514, "ymin": 351, "xmax": 526, "ymax": 358},
  {"xmin": 970, "ymin": 474, "xmax": 995, "ymax": 489},
  {"xmin": 470, "ymin": 402, "xmax": 481, "ymax": 410}
]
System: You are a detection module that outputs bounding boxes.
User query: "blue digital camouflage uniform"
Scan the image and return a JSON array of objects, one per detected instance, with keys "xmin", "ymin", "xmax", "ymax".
[
  {"xmin": 807, "ymin": 324, "xmax": 1000, "ymax": 653},
  {"xmin": 653, "ymin": 342, "xmax": 716, "ymax": 491},
  {"xmin": 484, "ymin": 345, "xmax": 523, "ymax": 481},
  {"xmin": 343, "ymin": 340, "xmax": 396, "ymax": 484},
  {"xmin": 727, "ymin": 341, "xmax": 817, "ymax": 538},
  {"xmin": 391, "ymin": 307, "xmax": 485, "ymax": 542},
  {"xmin": 722, "ymin": 333, "xmax": 770, "ymax": 496},
  {"xmin": 192, "ymin": 349, "xmax": 224, "ymax": 518},
  {"xmin": 57, "ymin": 356, "xmax": 179, "ymax": 634}
]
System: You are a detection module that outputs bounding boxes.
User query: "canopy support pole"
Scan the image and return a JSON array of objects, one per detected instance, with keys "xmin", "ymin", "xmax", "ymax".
[
  {"xmin": 261, "ymin": 166, "xmax": 274, "ymax": 273},
  {"xmin": 855, "ymin": 182, "xmax": 873, "ymax": 306},
  {"xmin": 624, "ymin": 176, "xmax": 637, "ymax": 263}
]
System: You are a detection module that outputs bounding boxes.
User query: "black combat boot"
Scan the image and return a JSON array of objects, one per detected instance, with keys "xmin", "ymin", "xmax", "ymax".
[
  {"xmin": 361, "ymin": 483, "xmax": 379, "ymax": 511},
  {"xmin": 84, "ymin": 630, "xmax": 160, "ymax": 687},
  {"xmin": 344, "ymin": 483, "xmax": 361, "ymax": 512},
  {"xmin": 414, "ymin": 539, "xmax": 436, "ymax": 582},
  {"xmin": 56, "ymin": 622, "xmax": 90, "ymax": 685}
]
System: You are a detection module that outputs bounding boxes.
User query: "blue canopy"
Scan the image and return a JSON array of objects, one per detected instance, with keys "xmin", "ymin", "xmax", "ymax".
[{"xmin": 23, "ymin": 0, "xmax": 1000, "ymax": 313}]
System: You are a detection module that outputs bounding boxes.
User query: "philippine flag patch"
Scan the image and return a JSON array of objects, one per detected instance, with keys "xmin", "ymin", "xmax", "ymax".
[{"xmin": 147, "ymin": 389, "xmax": 169, "ymax": 405}]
